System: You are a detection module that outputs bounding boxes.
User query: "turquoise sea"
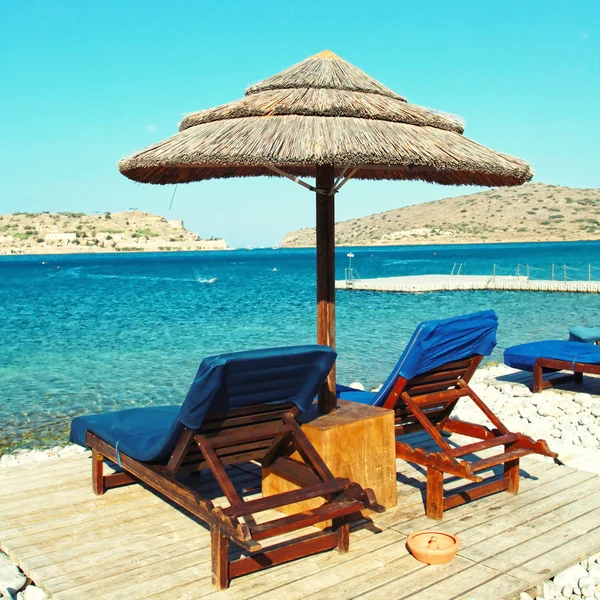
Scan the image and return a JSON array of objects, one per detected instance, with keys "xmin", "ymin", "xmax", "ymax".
[{"xmin": 1, "ymin": 241, "xmax": 600, "ymax": 454}]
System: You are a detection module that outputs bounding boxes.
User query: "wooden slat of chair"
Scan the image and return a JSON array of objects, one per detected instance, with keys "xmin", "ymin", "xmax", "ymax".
[
  {"xmin": 250, "ymin": 498, "xmax": 363, "ymax": 541},
  {"xmin": 446, "ymin": 433, "xmax": 518, "ymax": 457},
  {"xmin": 221, "ymin": 478, "xmax": 350, "ymax": 518}
]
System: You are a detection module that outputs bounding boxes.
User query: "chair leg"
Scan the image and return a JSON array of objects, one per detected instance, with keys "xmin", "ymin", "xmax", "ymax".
[
  {"xmin": 333, "ymin": 517, "xmax": 349, "ymax": 553},
  {"xmin": 504, "ymin": 457, "xmax": 520, "ymax": 494},
  {"xmin": 533, "ymin": 364, "xmax": 543, "ymax": 393},
  {"xmin": 92, "ymin": 450, "xmax": 105, "ymax": 496},
  {"xmin": 211, "ymin": 525, "xmax": 230, "ymax": 590},
  {"xmin": 426, "ymin": 467, "xmax": 444, "ymax": 520}
]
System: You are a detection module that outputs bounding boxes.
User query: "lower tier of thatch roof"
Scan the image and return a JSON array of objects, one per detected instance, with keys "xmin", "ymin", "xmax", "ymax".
[{"xmin": 118, "ymin": 116, "xmax": 533, "ymax": 187}]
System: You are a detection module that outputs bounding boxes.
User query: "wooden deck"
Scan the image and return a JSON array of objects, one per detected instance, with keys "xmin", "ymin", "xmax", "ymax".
[{"xmin": 2, "ymin": 434, "xmax": 600, "ymax": 600}]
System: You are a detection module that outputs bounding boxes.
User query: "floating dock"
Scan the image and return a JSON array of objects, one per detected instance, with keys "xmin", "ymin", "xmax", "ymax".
[
  {"xmin": 2, "ymin": 438, "xmax": 600, "ymax": 599},
  {"xmin": 336, "ymin": 274, "xmax": 600, "ymax": 293}
]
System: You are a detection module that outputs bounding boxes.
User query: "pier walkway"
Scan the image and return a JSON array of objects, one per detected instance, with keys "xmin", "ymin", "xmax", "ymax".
[
  {"xmin": 336, "ymin": 274, "xmax": 600, "ymax": 293},
  {"xmin": 2, "ymin": 435, "xmax": 600, "ymax": 599}
]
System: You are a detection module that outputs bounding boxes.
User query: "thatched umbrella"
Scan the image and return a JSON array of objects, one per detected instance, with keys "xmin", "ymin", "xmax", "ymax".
[{"xmin": 119, "ymin": 50, "xmax": 533, "ymax": 414}]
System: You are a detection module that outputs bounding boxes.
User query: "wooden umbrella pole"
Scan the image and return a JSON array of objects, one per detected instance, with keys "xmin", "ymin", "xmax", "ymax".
[{"xmin": 316, "ymin": 163, "xmax": 337, "ymax": 414}]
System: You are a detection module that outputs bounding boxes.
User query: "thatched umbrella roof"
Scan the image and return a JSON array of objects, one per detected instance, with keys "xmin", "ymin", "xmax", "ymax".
[{"xmin": 118, "ymin": 50, "xmax": 533, "ymax": 187}]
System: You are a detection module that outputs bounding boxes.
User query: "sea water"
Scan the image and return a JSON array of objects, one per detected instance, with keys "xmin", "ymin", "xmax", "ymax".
[{"xmin": 1, "ymin": 241, "xmax": 600, "ymax": 453}]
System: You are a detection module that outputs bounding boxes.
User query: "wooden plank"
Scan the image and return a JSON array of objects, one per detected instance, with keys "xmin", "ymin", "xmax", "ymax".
[
  {"xmin": 446, "ymin": 573, "xmax": 526, "ymax": 600},
  {"xmin": 507, "ymin": 525, "xmax": 600, "ymax": 588},
  {"xmin": 33, "ymin": 524, "xmax": 202, "ymax": 593},
  {"xmin": 0, "ymin": 459, "xmax": 91, "ymax": 496},
  {"xmin": 400, "ymin": 563, "xmax": 507, "ymax": 600},
  {"xmin": 480, "ymin": 505, "xmax": 600, "ymax": 573},
  {"xmin": 52, "ymin": 547, "xmax": 212, "ymax": 600},
  {"xmin": 339, "ymin": 556, "xmax": 477, "ymax": 600},
  {"xmin": 455, "ymin": 472, "xmax": 600, "ymax": 552},
  {"xmin": 461, "ymin": 478, "xmax": 600, "ymax": 565}
]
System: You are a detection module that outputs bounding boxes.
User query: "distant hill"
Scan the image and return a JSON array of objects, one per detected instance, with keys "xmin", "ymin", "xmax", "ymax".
[
  {"xmin": 0, "ymin": 211, "xmax": 228, "ymax": 255},
  {"xmin": 281, "ymin": 183, "xmax": 600, "ymax": 247}
]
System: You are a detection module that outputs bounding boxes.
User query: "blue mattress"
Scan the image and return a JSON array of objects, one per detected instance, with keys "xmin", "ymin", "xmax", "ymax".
[
  {"xmin": 70, "ymin": 345, "xmax": 336, "ymax": 462},
  {"xmin": 504, "ymin": 340, "xmax": 600, "ymax": 372},
  {"xmin": 337, "ymin": 310, "xmax": 498, "ymax": 407}
]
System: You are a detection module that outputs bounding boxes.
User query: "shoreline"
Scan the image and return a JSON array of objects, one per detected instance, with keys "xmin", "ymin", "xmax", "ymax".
[
  {"xmin": 0, "ymin": 247, "xmax": 233, "ymax": 257},
  {"xmin": 281, "ymin": 236, "xmax": 600, "ymax": 249}
]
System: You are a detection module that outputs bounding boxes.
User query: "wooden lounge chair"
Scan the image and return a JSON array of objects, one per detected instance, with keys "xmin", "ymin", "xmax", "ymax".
[
  {"xmin": 337, "ymin": 311, "xmax": 557, "ymax": 520},
  {"xmin": 505, "ymin": 340, "xmax": 600, "ymax": 392},
  {"xmin": 70, "ymin": 345, "xmax": 378, "ymax": 590}
]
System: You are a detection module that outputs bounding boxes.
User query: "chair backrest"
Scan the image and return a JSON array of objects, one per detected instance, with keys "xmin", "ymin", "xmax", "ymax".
[
  {"xmin": 179, "ymin": 344, "xmax": 337, "ymax": 430},
  {"xmin": 372, "ymin": 310, "xmax": 498, "ymax": 412}
]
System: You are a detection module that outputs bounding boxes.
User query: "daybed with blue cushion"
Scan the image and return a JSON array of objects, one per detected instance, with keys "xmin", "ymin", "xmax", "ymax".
[
  {"xmin": 505, "ymin": 340, "xmax": 600, "ymax": 393},
  {"xmin": 70, "ymin": 345, "xmax": 377, "ymax": 590},
  {"xmin": 337, "ymin": 311, "xmax": 556, "ymax": 520}
]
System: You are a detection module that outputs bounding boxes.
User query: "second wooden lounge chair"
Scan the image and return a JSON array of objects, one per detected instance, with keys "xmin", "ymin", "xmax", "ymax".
[
  {"xmin": 337, "ymin": 311, "xmax": 557, "ymax": 520},
  {"xmin": 70, "ymin": 345, "xmax": 378, "ymax": 590}
]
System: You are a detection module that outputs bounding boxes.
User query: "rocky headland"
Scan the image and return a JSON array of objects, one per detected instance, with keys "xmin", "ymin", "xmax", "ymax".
[
  {"xmin": 0, "ymin": 211, "xmax": 229, "ymax": 255},
  {"xmin": 281, "ymin": 182, "xmax": 600, "ymax": 247}
]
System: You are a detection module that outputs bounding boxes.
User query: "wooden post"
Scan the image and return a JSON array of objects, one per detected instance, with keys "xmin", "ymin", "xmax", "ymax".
[{"xmin": 316, "ymin": 164, "xmax": 336, "ymax": 414}]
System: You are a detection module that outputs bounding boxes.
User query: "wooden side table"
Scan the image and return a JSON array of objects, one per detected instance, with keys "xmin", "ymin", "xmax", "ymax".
[{"xmin": 262, "ymin": 399, "xmax": 397, "ymax": 519}]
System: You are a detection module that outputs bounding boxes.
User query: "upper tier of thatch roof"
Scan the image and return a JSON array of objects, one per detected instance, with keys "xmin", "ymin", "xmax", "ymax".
[{"xmin": 118, "ymin": 50, "xmax": 533, "ymax": 187}]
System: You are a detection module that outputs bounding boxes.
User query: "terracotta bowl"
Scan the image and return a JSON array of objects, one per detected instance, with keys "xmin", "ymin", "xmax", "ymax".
[{"xmin": 406, "ymin": 531, "xmax": 460, "ymax": 565}]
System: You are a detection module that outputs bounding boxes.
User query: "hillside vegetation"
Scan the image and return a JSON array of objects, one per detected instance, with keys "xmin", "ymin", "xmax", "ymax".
[
  {"xmin": 281, "ymin": 183, "xmax": 600, "ymax": 247},
  {"xmin": 0, "ymin": 211, "xmax": 228, "ymax": 255}
]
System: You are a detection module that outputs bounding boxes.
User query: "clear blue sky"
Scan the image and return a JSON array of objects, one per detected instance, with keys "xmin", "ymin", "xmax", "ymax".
[{"xmin": 1, "ymin": 1, "xmax": 598, "ymax": 246}]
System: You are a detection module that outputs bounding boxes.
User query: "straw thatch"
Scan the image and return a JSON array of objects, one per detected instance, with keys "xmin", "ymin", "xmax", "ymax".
[{"xmin": 119, "ymin": 50, "xmax": 533, "ymax": 187}]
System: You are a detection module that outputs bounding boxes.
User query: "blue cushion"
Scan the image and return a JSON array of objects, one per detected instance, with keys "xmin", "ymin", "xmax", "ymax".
[
  {"xmin": 504, "ymin": 340, "xmax": 600, "ymax": 372},
  {"xmin": 337, "ymin": 389, "xmax": 378, "ymax": 405},
  {"xmin": 569, "ymin": 326, "xmax": 600, "ymax": 344},
  {"xmin": 337, "ymin": 310, "xmax": 497, "ymax": 408},
  {"xmin": 70, "ymin": 406, "xmax": 182, "ymax": 462},
  {"xmin": 70, "ymin": 345, "xmax": 336, "ymax": 462}
]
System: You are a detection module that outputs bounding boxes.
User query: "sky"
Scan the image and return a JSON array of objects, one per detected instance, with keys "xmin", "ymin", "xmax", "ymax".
[{"xmin": 1, "ymin": 1, "xmax": 599, "ymax": 247}]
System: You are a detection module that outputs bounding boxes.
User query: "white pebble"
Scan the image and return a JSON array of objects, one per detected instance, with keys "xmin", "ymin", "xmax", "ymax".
[
  {"xmin": 0, "ymin": 564, "xmax": 27, "ymax": 596},
  {"xmin": 554, "ymin": 564, "xmax": 589, "ymax": 588},
  {"xmin": 562, "ymin": 584, "xmax": 574, "ymax": 597},
  {"xmin": 348, "ymin": 381, "xmax": 364, "ymax": 391},
  {"xmin": 23, "ymin": 585, "xmax": 49, "ymax": 600}
]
